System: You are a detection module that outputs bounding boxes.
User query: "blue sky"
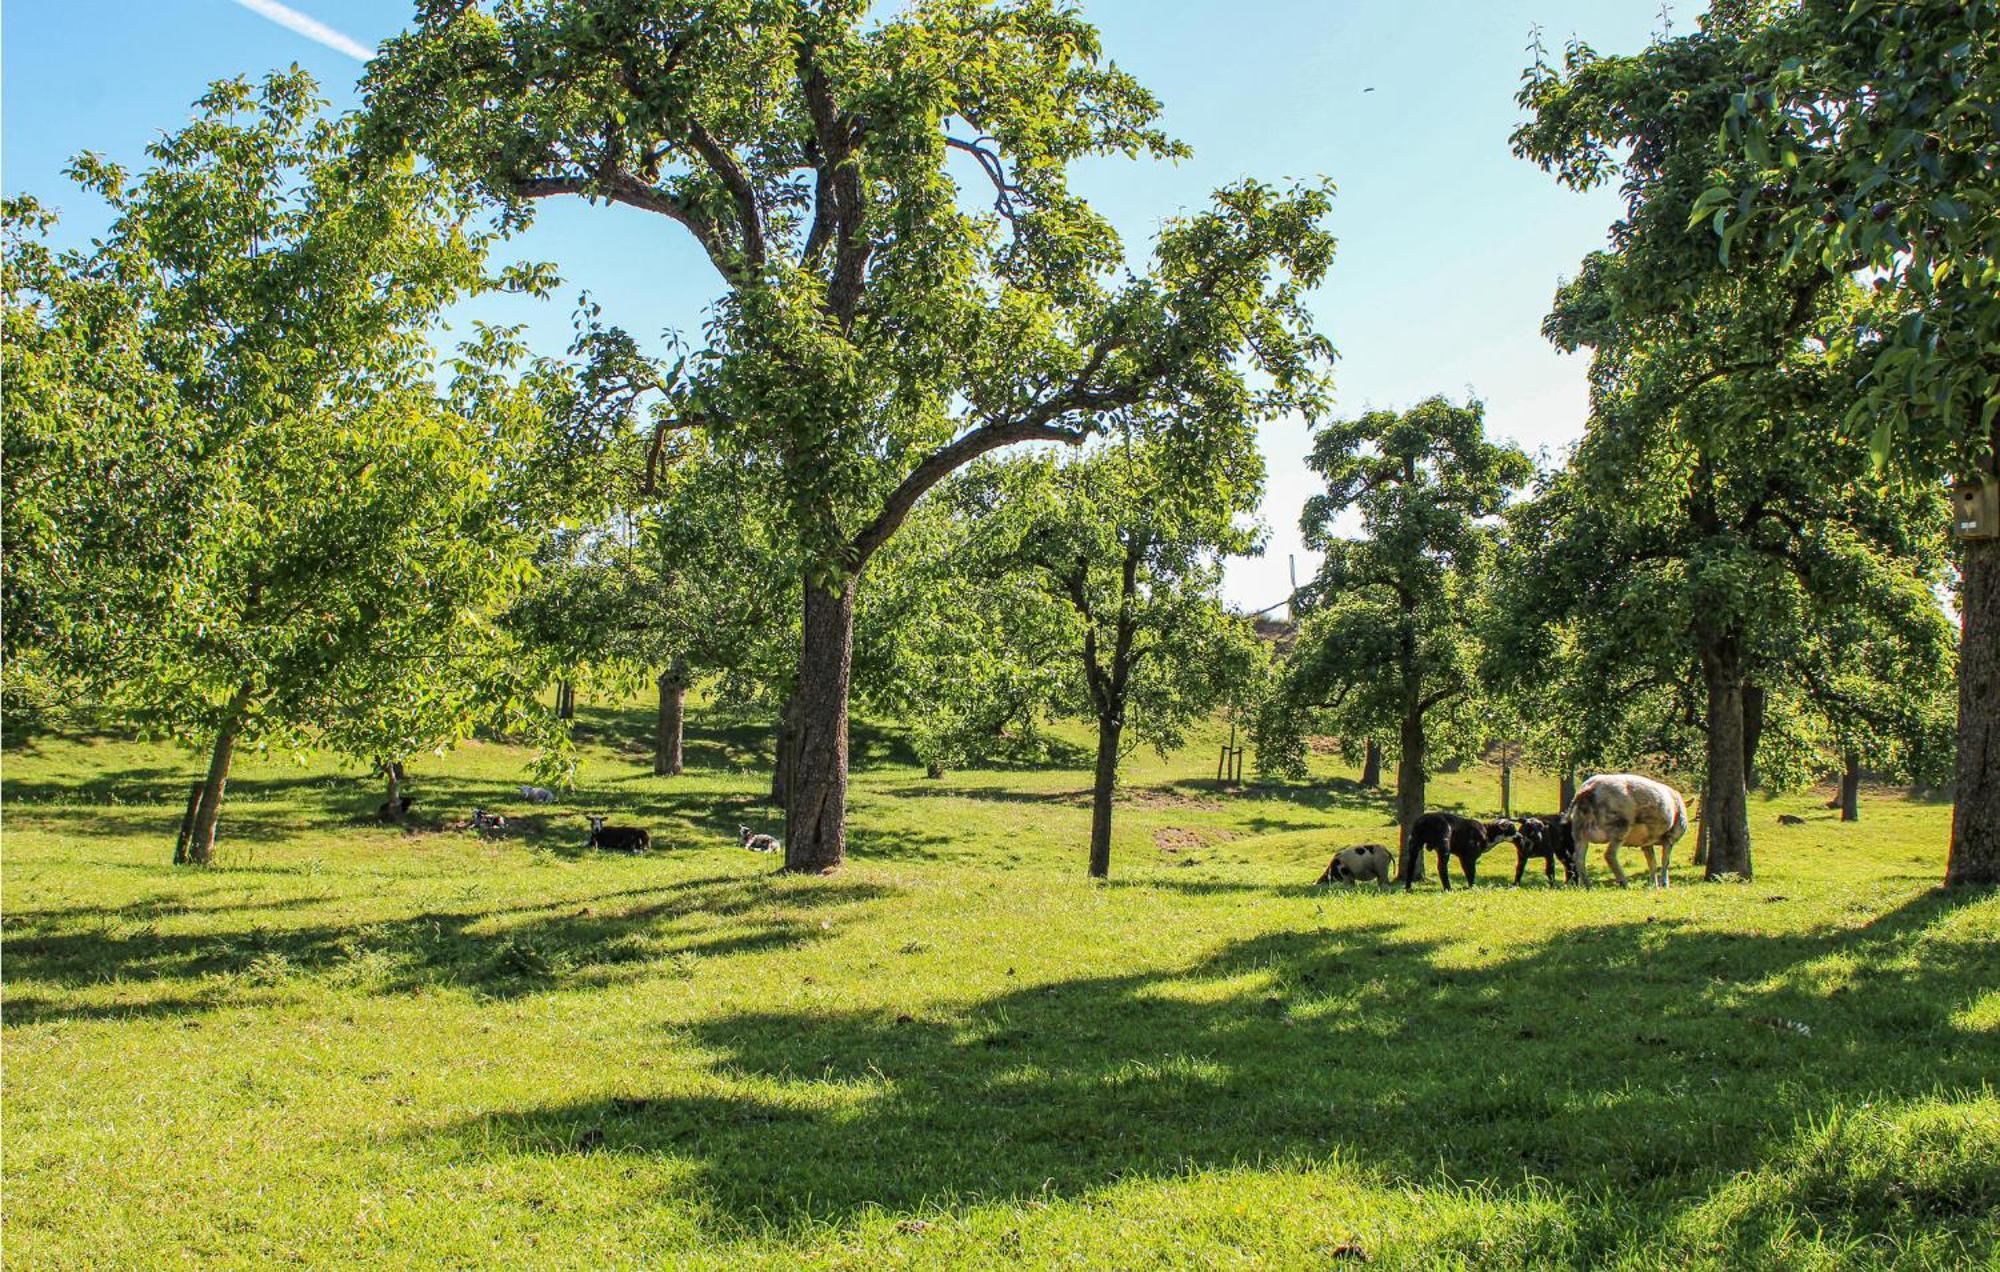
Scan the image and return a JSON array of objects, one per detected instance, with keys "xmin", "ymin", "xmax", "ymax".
[{"xmin": 3, "ymin": 0, "xmax": 1677, "ymax": 610}]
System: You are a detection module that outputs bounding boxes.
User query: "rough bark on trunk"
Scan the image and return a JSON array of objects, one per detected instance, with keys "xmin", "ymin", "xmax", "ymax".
[
  {"xmin": 173, "ymin": 779, "xmax": 203, "ymax": 865},
  {"xmin": 382, "ymin": 761, "xmax": 405, "ymax": 824},
  {"xmin": 1087, "ymin": 711, "xmax": 1123, "ymax": 879},
  {"xmin": 1701, "ymin": 637, "xmax": 1753, "ymax": 880},
  {"xmin": 1394, "ymin": 710, "xmax": 1426, "ymax": 881},
  {"xmin": 1559, "ymin": 770, "xmax": 1577, "ymax": 812},
  {"xmin": 1839, "ymin": 750, "xmax": 1860, "ymax": 823},
  {"xmin": 1742, "ymin": 682, "xmax": 1766, "ymax": 792},
  {"xmin": 183, "ymin": 684, "xmax": 253, "ymax": 866},
  {"xmin": 1359, "ymin": 738, "xmax": 1381, "ymax": 788},
  {"xmin": 557, "ymin": 680, "xmax": 575, "ymax": 721},
  {"xmin": 784, "ymin": 577, "xmax": 855, "ymax": 873},
  {"xmin": 1947, "ymin": 518, "xmax": 2000, "ymax": 886},
  {"xmin": 656, "ymin": 658, "xmax": 686, "ymax": 777},
  {"xmin": 770, "ymin": 693, "xmax": 796, "ymax": 807}
]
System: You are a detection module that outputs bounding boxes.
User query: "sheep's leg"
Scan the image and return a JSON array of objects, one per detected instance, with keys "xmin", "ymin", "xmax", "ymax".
[
  {"xmin": 1461, "ymin": 852, "xmax": 1478, "ymax": 888},
  {"xmin": 1436, "ymin": 847, "xmax": 1452, "ymax": 891},
  {"xmin": 1639, "ymin": 844, "xmax": 1660, "ymax": 888},
  {"xmin": 1604, "ymin": 838, "xmax": 1629, "ymax": 887},
  {"xmin": 1514, "ymin": 847, "xmax": 1529, "ymax": 885},
  {"xmin": 1657, "ymin": 842, "xmax": 1672, "ymax": 890}
]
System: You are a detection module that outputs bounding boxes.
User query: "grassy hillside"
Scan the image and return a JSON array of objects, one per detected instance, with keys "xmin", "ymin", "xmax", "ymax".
[{"xmin": 4, "ymin": 701, "xmax": 1994, "ymax": 1269}]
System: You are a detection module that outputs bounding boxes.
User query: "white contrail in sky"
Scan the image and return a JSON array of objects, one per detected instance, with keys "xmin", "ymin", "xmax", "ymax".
[{"xmin": 229, "ymin": 0, "xmax": 377, "ymax": 62}]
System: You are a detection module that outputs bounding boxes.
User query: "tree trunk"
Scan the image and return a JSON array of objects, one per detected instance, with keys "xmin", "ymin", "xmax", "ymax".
[
  {"xmin": 1394, "ymin": 710, "xmax": 1426, "ymax": 880},
  {"xmin": 926, "ymin": 761, "xmax": 945, "ymax": 780},
  {"xmin": 382, "ymin": 760, "xmax": 405, "ymax": 824},
  {"xmin": 1087, "ymin": 709, "xmax": 1123, "ymax": 879},
  {"xmin": 784, "ymin": 577, "xmax": 855, "ymax": 873},
  {"xmin": 655, "ymin": 658, "xmax": 686, "ymax": 777},
  {"xmin": 1359, "ymin": 738, "xmax": 1381, "ymax": 788},
  {"xmin": 1500, "ymin": 762, "xmax": 1513, "ymax": 817},
  {"xmin": 557, "ymin": 679, "xmax": 575, "ymax": 721},
  {"xmin": 1692, "ymin": 809, "xmax": 1709, "ymax": 867},
  {"xmin": 771, "ymin": 693, "xmax": 796, "ymax": 807},
  {"xmin": 1742, "ymin": 682, "xmax": 1767, "ymax": 792},
  {"xmin": 173, "ymin": 779, "xmax": 203, "ymax": 865},
  {"xmin": 1559, "ymin": 770, "xmax": 1577, "ymax": 812},
  {"xmin": 1947, "ymin": 509, "xmax": 1999, "ymax": 885},
  {"xmin": 1839, "ymin": 749, "xmax": 1860, "ymax": 823},
  {"xmin": 182, "ymin": 685, "xmax": 253, "ymax": 866},
  {"xmin": 1700, "ymin": 637, "xmax": 1753, "ymax": 880}
]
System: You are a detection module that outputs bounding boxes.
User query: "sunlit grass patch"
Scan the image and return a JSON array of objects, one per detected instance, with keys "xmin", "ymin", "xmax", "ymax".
[{"xmin": 3, "ymin": 706, "xmax": 1992, "ymax": 1268}]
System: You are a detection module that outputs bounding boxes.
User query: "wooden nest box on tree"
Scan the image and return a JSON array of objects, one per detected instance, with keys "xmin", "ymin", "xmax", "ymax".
[{"xmin": 1952, "ymin": 476, "xmax": 1999, "ymax": 541}]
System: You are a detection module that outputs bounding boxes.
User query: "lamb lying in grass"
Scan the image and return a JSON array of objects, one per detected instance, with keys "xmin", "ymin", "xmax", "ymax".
[
  {"xmin": 518, "ymin": 785, "xmax": 555, "ymax": 804},
  {"xmin": 587, "ymin": 815, "xmax": 650, "ymax": 853},
  {"xmin": 740, "ymin": 825, "xmax": 781, "ymax": 854},
  {"xmin": 470, "ymin": 808, "xmax": 508, "ymax": 832}
]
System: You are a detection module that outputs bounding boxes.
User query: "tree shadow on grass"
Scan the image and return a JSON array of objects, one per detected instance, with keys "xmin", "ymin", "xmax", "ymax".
[
  {"xmin": 416, "ymin": 888, "xmax": 1998, "ymax": 1258},
  {"xmin": 2, "ymin": 873, "xmax": 898, "ymax": 1020}
]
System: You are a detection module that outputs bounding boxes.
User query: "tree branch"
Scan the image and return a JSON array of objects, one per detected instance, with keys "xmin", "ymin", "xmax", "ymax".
[
  {"xmin": 683, "ymin": 117, "xmax": 766, "ymax": 274},
  {"xmin": 945, "ymin": 134, "xmax": 1022, "ymax": 222},
  {"xmin": 797, "ymin": 41, "xmax": 869, "ymax": 326},
  {"xmin": 509, "ymin": 170, "xmax": 736, "ymax": 280},
  {"xmin": 848, "ymin": 418, "xmax": 1089, "ymax": 571}
]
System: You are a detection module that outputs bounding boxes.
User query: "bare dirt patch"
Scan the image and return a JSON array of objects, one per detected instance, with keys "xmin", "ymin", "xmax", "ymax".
[
  {"xmin": 1125, "ymin": 787, "xmax": 1224, "ymax": 811},
  {"xmin": 1152, "ymin": 826, "xmax": 1241, "ymax": 853}
]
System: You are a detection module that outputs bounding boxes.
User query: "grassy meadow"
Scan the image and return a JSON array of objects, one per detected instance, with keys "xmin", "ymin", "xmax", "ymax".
[{"xmin": 3, "ymin": 700, "xmax": 1996, "ymax": 1268}]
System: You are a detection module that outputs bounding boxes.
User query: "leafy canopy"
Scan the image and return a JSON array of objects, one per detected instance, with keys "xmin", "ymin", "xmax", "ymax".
[
  {"xmin": 3, "ymin": 71, "xmax": 549, "ymax": 766},
  {"xmin": 361, "ymin": 0, "xmax": 1335, "ymax": 578}
]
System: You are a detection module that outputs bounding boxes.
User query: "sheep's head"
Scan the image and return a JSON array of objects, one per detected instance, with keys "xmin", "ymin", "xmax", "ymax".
[{"xmin": 588, "ymin": 815, "xmax": 606, "ymax": 832}]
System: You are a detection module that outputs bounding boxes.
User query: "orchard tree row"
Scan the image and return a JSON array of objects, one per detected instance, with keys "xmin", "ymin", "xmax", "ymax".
[{"xmin": 3, "ymin": 0, "xmax": 1991, "ymax": 887}]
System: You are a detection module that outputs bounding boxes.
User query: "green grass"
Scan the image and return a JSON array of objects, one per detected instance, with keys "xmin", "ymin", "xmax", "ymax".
[{"xmin": 4, "ymin": 703, "xmax": 1996, "ymax": 1268}]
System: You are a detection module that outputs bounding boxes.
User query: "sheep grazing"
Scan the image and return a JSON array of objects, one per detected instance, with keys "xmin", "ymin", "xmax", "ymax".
[
  {"xmin": 519, "ymin": 785, "xmax": 555, "ymax": 804},
  {"xmin": 376, "ymin": 795, "xmax": 415, "ymax": 822},
  {"xmin": 587, "ymin": 815, "xmax": 651, "ymax": 853},
  {"xmin": 739, "ymin": 825, "xmax": 780, "ymax": 854},
  {"xmin": 1566, "ymin": 773, "xmax": 1688, "ymax": 888},
  {"xmin": 1511, "ymin": 815, "xmax": 1579, "ymax": 885},
  {"xmin": 1317, "ymin": 842, "xmax": 1393, "ymax": 887},
  {"xmin": 1777, "ymin": 813, "xmax": 1807, "ymax": 826},
  {"xmin": 1400, "ymin": 812, "xmax": 1520, "ymax": 890}
]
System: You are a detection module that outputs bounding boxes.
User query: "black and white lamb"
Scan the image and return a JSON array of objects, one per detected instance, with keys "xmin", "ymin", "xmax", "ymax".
[{"xmin": 739, "ymin": 824, "xmax": 781, "ymax": 854}]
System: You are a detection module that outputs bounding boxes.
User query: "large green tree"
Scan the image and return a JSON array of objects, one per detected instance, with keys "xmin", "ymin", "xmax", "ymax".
[
  {"xmin": 2, "ymin": 73, "xmax": 543, "ymax": 863},
  {"xmin": 1261, "ymin": 397, "xmax": 1531, "ymax": 862},
  {"xmin": 1514, "ymin": 0, "xmax": 1997, "ymax": 883},
  {"xmin": 1488, "ymin": 255, "xmax": 1956, "ymax": 879},
  {"xmin": 360, "ymin": 0, "xmax": 1335, "ymax": 872},
  {"xmin": 963, "ymin": 442, "xmax": 1265, "ymax": 878}
]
